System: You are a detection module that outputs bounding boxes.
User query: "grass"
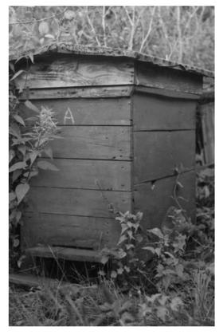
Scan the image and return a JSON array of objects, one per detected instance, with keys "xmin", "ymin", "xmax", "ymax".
[{"xmin": 9, "ymin": 168, "xmax": 215, "ymax": 326}]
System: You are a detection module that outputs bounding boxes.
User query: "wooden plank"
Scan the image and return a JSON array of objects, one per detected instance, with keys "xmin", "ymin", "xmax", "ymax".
[
  {"xmin": 133, "ymin": 93, "xmax": 196, "ymax": 130},
  {"xmin": 15, "ymin": 55, "xmax": 134, "ymax": 90},
  {"xmin": 22, "ymin": 213, "xmax": 120, "ymax": 250},
  {"xmin": 134, "ymin": 171, "xmax": 196, "ymax": 230},
  {"xmin": 134, "ymin": 86, "xmax": 200, "ymax": 100},
  {"xmin": 10, "ymin": 273, "xmax": 98, "ymax": 291},
  {"xmin": 136, "ymin": 62, "xmax": 203, "ymax": 95},
  {"xmin": 200, "ymin": 102, "xmax": 214, "ymax": 164},
  {"xmin": 26, "ymin": 188, "xmax": 132, "ymax": 218},
  {"xmin": 18, "ymin": 86, "xmax": 133, "ymax": 100},
  {"xmin": 50, "ymin": 126, "xmax": 131, "ymax": 160},
  {"xmin": 134, "ymin": 131, "xmax": 195, "ymax": 183},
  {"xmin": 9, "ymin": 273, "xmax": 61, "ymax": 288},
  {"xmin": 21, "ymin": 98, "xmax": 131, "ymax": 126},
  {"xmin": 31, "ymin": 159, "xmax": 131, "ymax": 191},
  {"xmin": 25, "ymin": 247, "xmax": 103, "ymax": 263}
]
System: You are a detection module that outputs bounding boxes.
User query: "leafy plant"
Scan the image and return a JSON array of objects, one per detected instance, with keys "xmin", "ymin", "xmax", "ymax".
[{"xmin": 9, "ymin": 64, "xmax": 60, "ymax": 268}]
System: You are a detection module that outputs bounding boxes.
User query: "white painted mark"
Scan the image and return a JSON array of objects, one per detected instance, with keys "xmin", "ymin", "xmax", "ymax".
[{"xmin": 64, "ymin": 107, "xmax": 75, "ymax": 125}]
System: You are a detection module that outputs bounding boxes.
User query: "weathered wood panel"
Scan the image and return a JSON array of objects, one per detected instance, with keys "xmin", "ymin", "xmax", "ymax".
[
  {"xmin": 31, "ymin": 159, "xmax": 131, "ymax": 191},
  {"xmin": 136, "ymin": 62, "xmax": 203, "ymax": 94},
  {"xmin": 133, "ymin": 93, "xmax": 196, "ymax": 130},
  {"xmin": 19, "ymin": 86, "xmax": 133, "ymax": 100},
  {"xmin": 26, "ymin": 188, "xmax": 132, "ymax": 218},
  {"xmin": 22, "ymin": 213, "xmax": 120, "ymax": 250},
  {"xmin": 22, "ymin": 98, "xmax": 131, "ymax": 125},
  {"xmin": 51, "ymin": 126, "xmax": 131, "ymax": 160},
  {"xmin": 15, "ymin": 55, "xmax": 134, "ymax": 90},
  {"xmin": 134, "ymin": 171, "xmax": 196, "ymax": 230},
  {"xmin": 134, "ymin": 86, "xmax": 200, "ymax": 100},
  {"xmin": 200, "ymin": 102, "xmax": 214, "ymax": 164},
  {"xmin": 134, "ymin": 131, "xmax": 195, "ymax": 183}
]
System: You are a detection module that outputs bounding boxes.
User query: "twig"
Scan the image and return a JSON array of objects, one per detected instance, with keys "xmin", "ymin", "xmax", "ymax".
[
  {"xmin": 128, "ymin": 6, "xmax": 135, "ymax": 50},
  {"xmin": 9, "ymin": 7, "xmax": 67, "ymax": 25},
  {"xmin": 86, "ymin": 7, "xmax": 101, "ymax": 47},
  {"xmin": 139, "ymin": 6, "xmax": 156, "ymax": 53},
  {"xmin": 102, "ymin": 6, "xmax": 107, "ymax": 47},
  {"xmin": 176, "ymin": 6, "xmax": 183, "ymax": 63}
]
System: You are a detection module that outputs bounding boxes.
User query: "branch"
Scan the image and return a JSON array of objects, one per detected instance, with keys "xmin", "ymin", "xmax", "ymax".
[
  {"xmin": 9, "ymin": 7, "xmax": 67, "ymax": 25},
  {"xmin": 128, "ymin": 7, "xmax": 135, "ymax": 50},
  {"xmin": 176, "ymin": 6, "xmax": 183, "ymax": 63},
  {"xmin": 86, "ymin": 7, "xmax": 101, "ymax": 47},
  {"xmin": 139, "ymin": 6, "xmax": 156, "ymax": 53},
  {"xmin": 102, "ymin": 6, "xmax": 107, "ymax": 47}
]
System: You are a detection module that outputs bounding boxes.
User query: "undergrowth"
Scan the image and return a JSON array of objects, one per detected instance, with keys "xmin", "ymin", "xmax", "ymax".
[{"xmin": 9, "ymin": 167, "xmax": 214, "ymax": 326}]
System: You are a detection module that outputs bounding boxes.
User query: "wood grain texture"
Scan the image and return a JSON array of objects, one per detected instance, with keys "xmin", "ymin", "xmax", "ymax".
[
  {"xmin": 31, "ymin": 159, "xmax": 131, "ymax": 191},
  {"xmin": 51, "ymin": 126, "xmax": 131, "ymax": 160},
  {"xmin": 200, "ymin": 102, "xmax": 214, "ymax": 164},
  {"xmin": 15, "ymin": 55, "xmax": 134, "ymax": 90},
  {"xmin": 22, "ymin": 98, "xmax": 131, "ymax": 126},
  {"xmin": 136, "ymin": 62, "xmax": 203, "ymax": 94},
  {"xmin": 134, "ymin": 131, "xmax": 195, "ymax": 183},
  {"xmin": 133, "ymin": 93, "xmax": 196, "ymax": 130},
  {"xmin": 26, "ymin": 187, "xmax": 132, "ymax": 218},
  {"xmin": 134, "ymin": 86, "xmax": 200, "ymax": 100},
  {"xmin": 134, "ymin": 171, "xmax": 196, "ymax": 230},
  {"xmin": 19, "ymin": 86, "xmax": 133, "ymax": 100},
  {"xmin": 22, "ymin": 213, "xmax": 120, "ymax": 250}
]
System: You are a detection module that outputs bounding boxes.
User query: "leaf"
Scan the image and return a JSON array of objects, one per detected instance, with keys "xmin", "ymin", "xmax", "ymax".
[
  {"xmin": 170, "ymin": 297, "xmax": 183, "ymax": 312},
  {"xmin": 148, "ymin": 227, "xmax": 164, "ymax": 239},
  {"xmin": 24, "ymin": 100, "xmax": 40, "ymax": 113},
  {"xmin": 101, "ymin": 255, "xmax": 109, "ymax": 265},
  {"xmin": 15, "ymin": 183, "xmax": 30, "ymax": 204},
  {"xmin": 142, "ymin": 246, "xmax": 156, "ymax": 253},
  {"xmin": 45, "ymin": 34, "xmax": 55, "ymax": 39},
  {"xmin": 13, "ymin": 114, "xmax": 25, "ymax": 126},
  {"xmin": 38, "ymin": 21, "xmax": 49, "ymax": 35},
  {"xmin": 10, "ymin": 69, "xmax": 25, "ymax": 82},
  {"xmin": 29, "ymin": 151, "xmax": 39, "ymax": 165},
  {"xmin": 17, "ymin": 145, "xmax": 27, "ymax": 157},
  {"xmin": 157, "ymin": 306, "xmax": 167, "ymax": 322},
  {"xmin": 13, "ymin": 239, "xmax": 20, "ymax": 248},
  {"xmin": 98, "ymin": 270, "xmax": 106, "ymax": 276},
  {"xmin": 9, "ymin": 192, "xmax": 16, "ymax": 202},
  {"xmin": 111, "ymin": 270, "xmax": 117, "ymax": 279},
  {"xmin": 28, "ymin": 53, "xmax": 34, "ymax": 63},
  {"xmin": 121, "ymin": 223, "xmax": 129, "ymax": 235},
  {"xmin": 12, "ymin": 169, "xmax": 23, "ymax": 183},
  {"xmin": 117, "ymin": 249, "xmax": 127, "ymax": 259},
  {"xmin": 117, "ymin": 267, "xmax": 124, "ymax": 274},
  {"xmin": 64, "ymin": 10, "xmax": 75, "ymax": 20},
  {"xmin": 9, "ymin": 161, "xmax": 27, "ymax": 172},
  {"xmin": 9, "ymin": 149, "xmax": 15, "ymax": 163},
  {"xmin": 175, "ymin": 263, "xmax": 184, "ymax": 277},
  {"xmin": 117, "ymin": 234, "xmax": 128, "ymax": 245},
  {"xmin": 43, "ymin": 147, "xmax": 53, "ymax": 159},
  {"xmin": 37, "ymin": 160, "xmax": 59, "ymax": 171}
]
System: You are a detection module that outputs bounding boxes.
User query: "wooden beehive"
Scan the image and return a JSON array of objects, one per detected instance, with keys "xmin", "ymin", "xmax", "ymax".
[{"xmin": 12, "ymin": 44, "xmax": 213, "ymax": 262}]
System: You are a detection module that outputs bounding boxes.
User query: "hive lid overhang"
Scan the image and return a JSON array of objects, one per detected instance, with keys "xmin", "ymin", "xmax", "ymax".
[{"xmin": 9, "ymin": 42, "xmax": 214, "ymax": 78}]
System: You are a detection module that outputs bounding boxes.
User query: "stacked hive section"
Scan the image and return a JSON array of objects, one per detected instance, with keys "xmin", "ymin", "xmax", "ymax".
[{"xmin": 15, "ymin": 52, "xmax": 202, "ymax": 258}]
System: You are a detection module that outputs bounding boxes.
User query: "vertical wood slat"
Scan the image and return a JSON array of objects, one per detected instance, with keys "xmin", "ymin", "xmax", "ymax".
[
  {"xmin": 200, "ymin": 102, "xmax": 214, "ymax": 164},
  {"xmin": 134, "ymin": 131, "xmax": 195, "ymax": 183},
  {"xmin": 133, "ymin": 93, "xmax": 196, "ymax": 130},
  {"xmin": 134, "ymin": 171, "xmax": 196, "ymax": 231}
]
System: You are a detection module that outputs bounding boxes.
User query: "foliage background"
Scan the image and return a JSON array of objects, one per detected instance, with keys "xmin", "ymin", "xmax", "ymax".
[{"xmin": 9, "ymin": 6, "xmax": 214, "ymax": 71}]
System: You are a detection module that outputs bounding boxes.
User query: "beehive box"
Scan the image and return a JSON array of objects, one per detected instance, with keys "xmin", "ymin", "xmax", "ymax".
[{"xmin": 12, "ymin": 44, "xmax": 212, "ymax": 262}]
